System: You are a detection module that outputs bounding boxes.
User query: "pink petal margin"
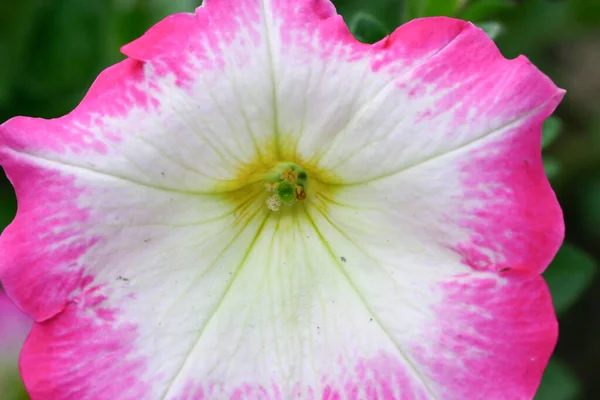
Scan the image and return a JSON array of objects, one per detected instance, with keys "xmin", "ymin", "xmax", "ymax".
[{"xmin": 419, "ymin": 271, "xmax": 558, "ymax": 399}]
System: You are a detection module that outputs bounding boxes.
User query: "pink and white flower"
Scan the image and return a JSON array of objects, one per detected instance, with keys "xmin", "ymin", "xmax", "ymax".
[{"xmin": 0, "ymin": 0, "xmax": 564, "ymax": 399}]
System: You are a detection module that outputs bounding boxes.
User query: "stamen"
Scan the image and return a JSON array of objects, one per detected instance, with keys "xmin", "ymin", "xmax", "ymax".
[
  {"xmin": 296, "ymin": 186, "xmax": 306, "ymax": 200},
  {"xmin": 263, "ymin": 162, "xmax": 308, "ymax": 211},
  {"xmin": 266, "ymin": 194, "xmax": 281, "ymax": 211}
]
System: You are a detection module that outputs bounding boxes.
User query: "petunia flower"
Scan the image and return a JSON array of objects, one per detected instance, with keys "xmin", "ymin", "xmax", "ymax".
[
  {"xmin": 0, "ymin": 287, "xmax": 32, "ymax": 397},
  {"xmin": 0, "ymin": 0, "xmax": 564, "ymax": 399}
]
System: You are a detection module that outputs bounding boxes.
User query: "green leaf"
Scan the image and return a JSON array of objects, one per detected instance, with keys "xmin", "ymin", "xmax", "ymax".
[
  {"xmin": 535, "ymin": 359, "xmax": 581, "ymax": 400},
  {"xmin": 570, "ymin": 0, "xmax": 600, "ymax": 28},
  {"xmin": 475, "ymin": 21, "xmax": 504, "ymax": 40},
  {"xmin": 459, "ymin": 0, "xmax": 514, "ymax": 22},
  {"xmin": 578, "ymin": 177, "xmax": 600, "ymax": 240},
  {"xmin": 0, "ymin": 0, "xmax": 42, "ymax": 106},
  {"xmin": 403, "ymin": 0, "xmax": 458, "ymax": 20},
  {"xmin": 494, "ymin": 0, "xmax": 574, "ymax": 63},
  {"xmin": 148, "ymin": 0, "xmax": 200, "ymax": 20},
  {"xmin": 348, "ymin": 12, "xmax": 390, "ymax": 44},
  {"xmin": 334, "ymin": 0, "xmax": 402, "ymax": 37},
  {"xmin": 0, "ymin": 185, "xmax": 17, "ymax": 234},
  {"xmin": 543, "ymin": 243, "xmax": 597, "ymax": 315},
  {"xmin": 0, "ymin": 368, "xmax": 29, "ymax": 400},
  {"xmin": 422, "ymin": 0, "xmax": 459, "ymax": 18},
  {"xmin": 542, "ymin": 116, "xmax": 563, "ymax": 149},
  {"xmin": 15, "ymin": 0, "xmax": 116, "ymax": 116},
  {"xmin": 543, "ymin": 156, "xmax": 561, "ymax": 180}
]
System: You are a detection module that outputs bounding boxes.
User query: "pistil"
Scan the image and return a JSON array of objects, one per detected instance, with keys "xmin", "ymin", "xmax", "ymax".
[{"xmin": 264, "ymin": 163, "xmax": 308, "ymax": 211}]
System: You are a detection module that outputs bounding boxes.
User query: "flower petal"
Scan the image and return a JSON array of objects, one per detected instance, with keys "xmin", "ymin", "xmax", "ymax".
[
  {"xmin": 0, "ymin": 0, "xmax": 282, "ymax": 319},
  {"xmin": 305, "ymin": 195, "xmax": 557, "ymax": 398},
  {"xmin": 2, "ymin": 1, "xmax": 287, "ymax": 195},
  {"xmin": 285, "ymin": 15, "xmax": 564, "ymax": 274},
  {"xmin": 5, "ymin": 159, "xmax": 268, "ymax": 398},
  {"xmin": 419, "ymin": 270, "xmax": 557, "ymax": 399},
  {"xmin": 16, "ymin": 204, "xmax": 557, "ymax": 399},
  {"xmin": 276, "ymin": 16, "xmax": 563, "ymax": 185},
  {"xmin": 316, "ymin": 101, "xmax": 562, "ymax": 274},
  {"xmin": 257, "ymin": 7, "xmax": 564, "ymax": 274}
]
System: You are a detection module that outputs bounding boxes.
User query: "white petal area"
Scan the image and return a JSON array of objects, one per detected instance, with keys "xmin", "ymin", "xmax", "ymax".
[
  {"xmin": 270, "ymin": 14, "xmax": 561, "ymax": 185},
  {"xmin": 62, "ymin": 174, "xmax": 446, "ymax": 399},
  {"xmin": 158, "ymin": 213, "xmax": 438, "ymax": 399},
  {"xmin": 4, "ymin": 143, "xmax": 465, "ymax": 399},
  {"xmin": 312, "ymin": 102, "xmax": 561, "ymax": 274}
]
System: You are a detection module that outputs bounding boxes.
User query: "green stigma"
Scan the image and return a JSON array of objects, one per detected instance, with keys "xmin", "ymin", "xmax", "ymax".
[
  {"xmin": 264, "ymin": 162, "xmax": 308, "ymax": 211},
  {"xmin": 277, "ymin": 182, "xmax": 296, "ymax": 204}
]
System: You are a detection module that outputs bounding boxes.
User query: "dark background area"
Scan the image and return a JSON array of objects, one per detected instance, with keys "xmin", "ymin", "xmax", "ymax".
[{"xmin": 0, "ymin": 0, "xmax": 599, "ymax": 399}]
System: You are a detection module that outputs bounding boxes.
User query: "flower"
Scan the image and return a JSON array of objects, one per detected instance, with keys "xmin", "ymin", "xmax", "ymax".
[
  {"xmin": 0, "ymin": 0, "xmax": 564, "ymax": 399},
  {"xmin": 0, "ymin": 288, "xmax": 32, "ymax": 397}
]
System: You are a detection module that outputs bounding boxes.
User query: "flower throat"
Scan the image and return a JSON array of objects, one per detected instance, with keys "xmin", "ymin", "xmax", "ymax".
[{"xmin": 264, "ymin": 162, "xmax": 307, "ymax": 211}]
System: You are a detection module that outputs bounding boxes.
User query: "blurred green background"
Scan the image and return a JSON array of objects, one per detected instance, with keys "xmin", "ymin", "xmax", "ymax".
[{"xmin": 0, "ymin": 0, "xmax": 599, "ymax": 399}]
